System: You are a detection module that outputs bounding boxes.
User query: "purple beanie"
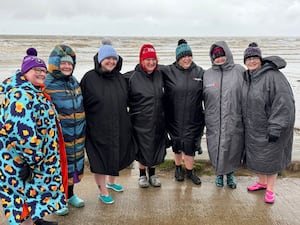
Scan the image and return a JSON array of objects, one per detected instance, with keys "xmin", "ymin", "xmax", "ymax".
[
  {"xmin": 21, "ymin": 48, "xmax": 47, "ymax": 74},
  {"xmin": 243, "ymin": 42, "xmax": 262, "ymax": 63}
]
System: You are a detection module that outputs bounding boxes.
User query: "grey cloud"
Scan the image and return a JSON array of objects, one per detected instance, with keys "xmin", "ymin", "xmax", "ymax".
[{"xmin": 0, "ymin": 0, "xmax": 299, "ymax": 36}]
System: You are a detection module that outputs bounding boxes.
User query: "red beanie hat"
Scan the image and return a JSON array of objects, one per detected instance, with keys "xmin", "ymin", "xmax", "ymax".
[
  {"xmin": 211, "ymin": 46, "xmax": 225, "ymax": 61},
  {"xmin": 139, "ymin": 44, "xmax": 157, "ymax": 65}
]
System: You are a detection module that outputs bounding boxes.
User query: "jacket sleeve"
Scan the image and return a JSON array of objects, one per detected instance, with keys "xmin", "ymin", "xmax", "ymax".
[{"xmin": 268, "ymin": 71, "xmax": 295, "ymax": 137}]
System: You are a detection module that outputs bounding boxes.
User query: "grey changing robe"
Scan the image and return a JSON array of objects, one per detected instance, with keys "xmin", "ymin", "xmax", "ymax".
[
  {"xmin": 242, "ymin": 56, "xmax": 295, "ymax": 174},
  {"xmin": 203, "ymin": 41, "xmax": 245, "ymax": 175}
]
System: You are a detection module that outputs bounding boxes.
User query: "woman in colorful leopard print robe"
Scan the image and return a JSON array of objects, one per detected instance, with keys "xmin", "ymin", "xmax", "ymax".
[{"xmin": 0, "ymin": 48, "xmax": 66, "ymax": 225}]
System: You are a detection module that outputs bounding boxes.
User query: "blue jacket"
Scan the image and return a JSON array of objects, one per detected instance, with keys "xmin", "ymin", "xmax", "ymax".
[{"xmin": 45, "ymin": 45, "xmax": 86, "ymax": 185}]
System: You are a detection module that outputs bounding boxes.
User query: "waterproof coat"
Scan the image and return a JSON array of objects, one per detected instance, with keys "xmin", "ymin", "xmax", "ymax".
[
  {"xmin": 160, "ymin": 62, "xmax": 205, "ymax": 155},
  {"xmin": 0, "ymin": 73, "xmax": 66, "ymax": 224},
  {"xmin": 45, "ymin": 45, "xmax": 86, "ymax": 185},
  {"xmin": 80, "ymin": 55, "xmax": 136, "ymax": 176},
  {"xmin": 203, "ymin": 41, "xmax": 245, "ymax": 175},
  {"xmin": 242, "ymin": 56, "xmax": 295, "ymax": 174},
  {"xmin": 124, "ymin": 65, "xmax": 166, "ymax": 167}
]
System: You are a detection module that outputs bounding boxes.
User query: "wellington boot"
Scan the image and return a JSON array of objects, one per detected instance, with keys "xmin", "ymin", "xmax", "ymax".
[
  {"xmin": 174, "ymin": 166, "xmax": 184, "ymax": 181},
  {"xmin": 226, "ymin": 172, "xmax": 237, "ymax": 189},
  {"xmin": 215, "ymin": 175, "xmax": 224, "ymax": 187}
]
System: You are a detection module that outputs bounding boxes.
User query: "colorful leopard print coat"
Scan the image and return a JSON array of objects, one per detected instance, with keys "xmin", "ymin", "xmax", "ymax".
[{"xmin": 0, "ymin": 73, "xmax": 66, "ymax": 224}]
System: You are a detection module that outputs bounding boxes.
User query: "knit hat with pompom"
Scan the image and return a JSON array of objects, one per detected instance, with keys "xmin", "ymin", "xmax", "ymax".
[
  {"xmin": 175, "ymin": 39, "xmax": 193, "ymax": 61},
  {"xmin": 97, "ymin": 39, "xmax": 119, "ymax": 63},
  {"xmin": 243, "ymin": 42, "xmax": 262, "ymax": 63},
  {"xmin": 21, "ymin": 48, "xmax": 47, "ymax": 74}
]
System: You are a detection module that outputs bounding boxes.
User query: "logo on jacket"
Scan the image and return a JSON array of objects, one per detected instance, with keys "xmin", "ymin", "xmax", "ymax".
[
  {"xmin": 193, "ymin": 78, "xmax": 202, "ymax": 82},
  {"xmin": 205, "ymin": 82, "xmax": 219, "ymax": 88}
]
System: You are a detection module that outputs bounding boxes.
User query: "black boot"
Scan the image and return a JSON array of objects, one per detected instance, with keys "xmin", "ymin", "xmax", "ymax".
[
  {"xmin": 186, "ymin": 170, "xmax": 202, "ymax": 185},
  {"xmin": 34, "ymin": 219, "xmax": 58, "ymax": 225},
  {"xmin": 174, "ymin": 165, "xmax": 184, "ymax": 181},
  {"xmin": 226, "ymin": 172, "xmax": 237, "ymax": 189}
]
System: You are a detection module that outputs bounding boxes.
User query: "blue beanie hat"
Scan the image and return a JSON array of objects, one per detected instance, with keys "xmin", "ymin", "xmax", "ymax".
[
  {"xmin": 175, "ymin": 39, "xmax": 193, "ymax": 61},
  {"xmin": 60, "ymin": 55, "xmax": 74, "ymax": 64},
  {"xmin": 97, "ymin": 39, "xmax": 119, "ymax": 63}
]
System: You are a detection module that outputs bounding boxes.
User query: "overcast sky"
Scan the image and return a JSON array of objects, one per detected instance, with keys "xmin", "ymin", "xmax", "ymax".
[{"xmin": 1, "ymin": 0, "xmax": 299, "ymax": 37}]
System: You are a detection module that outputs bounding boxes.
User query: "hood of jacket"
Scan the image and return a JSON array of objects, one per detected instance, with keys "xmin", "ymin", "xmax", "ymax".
[
  {"xmin": 134, "ymin": 63, "xmax": 155, "ymax": 78},
  {"xmin": 93, "ymin": 53, "xmax": 123, "ymax": 77},
  {"xmin": 48, "ymin": 44, "xmax": 76, "ymax": 78},
  {"xmin": 249, "ymin": 55, "xmax": 287, "ymax": 79},
  {"xmin": 262, "ymin": 56, "xmax": 286, "ymax": 70},
  {"xmin": 210, "ymin": 41, "xmax": 235, "ymax": 71}
]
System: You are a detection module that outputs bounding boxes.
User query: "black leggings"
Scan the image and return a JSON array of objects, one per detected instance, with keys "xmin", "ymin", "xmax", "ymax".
[{"xmin": 68, "ymin": 185, "xmax": 74, "ymax": 199}]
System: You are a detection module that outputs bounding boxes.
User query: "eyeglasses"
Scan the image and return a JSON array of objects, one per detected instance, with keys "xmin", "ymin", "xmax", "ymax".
[
  {"xmin": 245, "ymin": 57, "xmax": 260, "ymax": 62},
  {"xmin": 32, "ymin": 68, "xmax": 47, "ymax": 74}
]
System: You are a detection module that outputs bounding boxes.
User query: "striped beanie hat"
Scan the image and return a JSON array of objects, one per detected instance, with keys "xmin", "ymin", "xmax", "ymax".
[{"xmin": 175, "ymin": 39, "xmax": 193, "ymax": 61}]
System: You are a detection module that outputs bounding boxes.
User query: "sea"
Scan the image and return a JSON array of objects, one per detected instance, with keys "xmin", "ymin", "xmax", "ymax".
[{"xmin": 0, "ymin": 35, "xmax": 299, "ymax": 127}]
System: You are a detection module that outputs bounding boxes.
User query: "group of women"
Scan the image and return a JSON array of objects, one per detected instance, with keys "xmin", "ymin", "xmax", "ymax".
[{"xmin": 0, "ymin": 38, "xmax": 295, "ymax": 225}]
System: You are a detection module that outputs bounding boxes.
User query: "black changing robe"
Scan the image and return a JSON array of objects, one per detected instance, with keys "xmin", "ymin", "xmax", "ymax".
[
  {"xmin": 124, "ymin": 64, "xmax": 166, "ymax": 167},
  {"xmin": 80, "ymin": 55, "xmax": 136, "ymax": 176}
]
